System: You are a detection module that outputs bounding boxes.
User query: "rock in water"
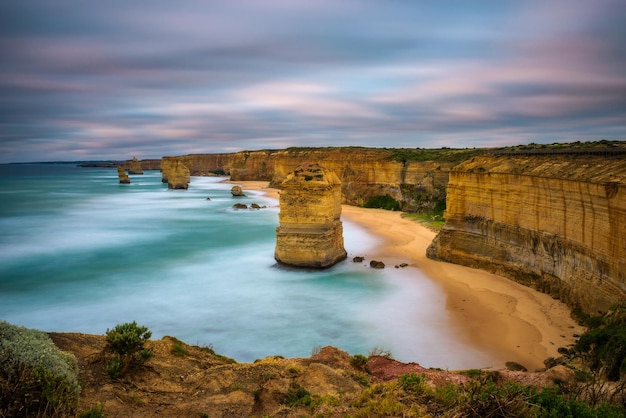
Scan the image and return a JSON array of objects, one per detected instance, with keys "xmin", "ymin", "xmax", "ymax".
[
  {"xmin": 275, "ymin": 163, "xmax": 347, "ymax": 268},
  {"xmin": 231, "ymin": 185, "xmax": 245, "ymax": 196},
  {"xmin": 117, "ymin": 166, "xmax": 130, "ymax": 184},
  {"xmin": 167, "ymin": 160, "xmax": 190, "ymax": 190},
  {"xmin": 128, "ymin": 157, "xmax": 144, "ymax": 175}
]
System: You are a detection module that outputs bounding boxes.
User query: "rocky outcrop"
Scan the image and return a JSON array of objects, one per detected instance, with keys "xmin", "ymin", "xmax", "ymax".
[
  {"xmin": 230, "ymin": 185, "xmax": 245, "ymax": 196},
  {"xmin": 165, "ymin": 160, "xmax": 190, "ymax": 190},
  {"xmin": 116, "ymin": 166, "xmax": 130, "ymax": 184},
  {"xmin": 275, "ymin": 164, "xmax": 347, "ymax": 268},
  {"xmin": 160, "ymin": 148, "xmax": 470, "ymax": 211},
  {"xmin": 127, "ymin": 157, "xmax": 144, "ymax": 175},
  {"xmin": 427, "ymin": 153, "xmax": 626, "ymax": 313}
]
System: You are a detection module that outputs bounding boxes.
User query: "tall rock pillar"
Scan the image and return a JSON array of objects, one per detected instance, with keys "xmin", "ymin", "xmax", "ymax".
[{"xmin": 275, "ymin": 163, "xmax": 347, "ymax": 268}]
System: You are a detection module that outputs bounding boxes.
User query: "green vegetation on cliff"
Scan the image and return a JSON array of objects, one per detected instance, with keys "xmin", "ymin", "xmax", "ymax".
[
  {"xmin": 0, "ymin": 321, "xmax": 81, "ymax": 417},
  {"xmin": 386, "ymin": 147, "xmax": 485, "ymax": 163}
]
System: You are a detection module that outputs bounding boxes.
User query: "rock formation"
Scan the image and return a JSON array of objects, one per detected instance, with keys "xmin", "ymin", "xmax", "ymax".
[
  {"xmin": 427, "ymin": 152, "xmax": 626, "ymax": 313},
  {"xmin": 117, "ymin": 166, "xmax": 130, "ymax": 184},
  {"xmin": 230, "ymin": 185, "xmax": 245, "ymax": 196},
  {"xmin": 128, "ymin": 157, "xmax": 144, "ymax": 175},
  {"xmin": 166, "ymin": 160, "xmax": 190, "ymax": 190},
  {"xmin": 275, "ymin": 164, "xmax": 347, "ymax": 268},
  {"xmin": 159, "ymin": 148, "xmax": 463, "ymax": 211}
]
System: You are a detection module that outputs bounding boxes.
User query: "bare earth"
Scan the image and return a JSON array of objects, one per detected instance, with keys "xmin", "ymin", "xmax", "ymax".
[{"xmin": 233, "ymin": 180, "xmax": 585, "ymax": 371}]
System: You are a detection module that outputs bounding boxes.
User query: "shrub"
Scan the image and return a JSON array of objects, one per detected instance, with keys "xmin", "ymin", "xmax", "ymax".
[
  {"xmin": 105, "ymin": 321, "xmax": 153, "ymax": 377},
  {"xmin": 350, "ymin": 354, "xmax": 369, "ymax": 372},
  {"xmin": 363, "ymin": 195, "xmax": 400, "ymax": 211},
  {"xmin": 575, "ymin": 303, "xmax": 626, "ymax": 381},
  {"xmin": 285, "ymin": 386, "xmax": 312, "ymax": 407},
  {"xmin": 78, "ymin": 403, "xmax": 105, "ymax": 418},
  {"xmin": 0, "ymin": 321, "xmax": 81, "ymax": 417},
  {"xmin": 398, "ymin": 373, "xmax": 426, "ymax": 393}
]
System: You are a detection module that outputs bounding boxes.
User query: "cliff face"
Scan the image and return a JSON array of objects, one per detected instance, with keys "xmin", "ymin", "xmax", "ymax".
[
  {"xmin": 275, "ymin": 164, "xmax": 347, "ymax": 268},
  {"xmin": 159, "ymin": 148, "xmax": 457, "ymax": 211},
  {"xmin": 161, "ymin": 159, "xmax": 190, "ymax": 189},
  {"xmin": 427, "ymin": 154, "xmax": 626, "ymax": 313}
]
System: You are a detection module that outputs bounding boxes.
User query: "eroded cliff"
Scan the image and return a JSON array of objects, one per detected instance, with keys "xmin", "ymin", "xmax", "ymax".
[
  {"xmin": 427, "ymin": 152, "xmax": 626, "ymax": 313},
  {"xmin": 160, "ymin": 148, "xmax": 475, "ymax": 212}
]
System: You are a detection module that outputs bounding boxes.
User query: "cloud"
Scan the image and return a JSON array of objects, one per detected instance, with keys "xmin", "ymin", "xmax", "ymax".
[{"xmin": 0, "ymin": 1, "xmax": 624, "ymax": 163}]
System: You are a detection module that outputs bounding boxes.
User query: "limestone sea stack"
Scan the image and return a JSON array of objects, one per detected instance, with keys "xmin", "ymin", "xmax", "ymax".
[
  {"xmin": 167, "ymin": 160, "xmax": 190, "ymax": 190},
  {"xmin": 128, "ymin": 157, "xmax": 144, "ymax": 175},
  {"xmin": 275, "ymin": 163, "xmax": 347, "ymax": 268},
  {"xmin": 117, "ymin": 166, "xmax": 130, "ymax": 184}
]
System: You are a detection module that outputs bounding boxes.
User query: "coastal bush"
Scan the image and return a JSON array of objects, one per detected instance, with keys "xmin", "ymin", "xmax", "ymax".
[
  {"xmin": 575, "ymin": 303, "xmax": 626, "ymax": 381},
  {"xmin": 0, "ymin": 321, "xmax": 81, "ymax": 417},
  {"xmin": 105, "ymin": 321, "xmax": 153, "ymax": 378},
  {"xmin": 350, "ymin": 354, "xmax": 369, "ymax": 373},
  {"xmin": 363, "ymin": 195, "xmax": 400, "ymax": 211},
  {"xmin": 285, "ymin": 385, "xmax": 312, "ymax": 407}
]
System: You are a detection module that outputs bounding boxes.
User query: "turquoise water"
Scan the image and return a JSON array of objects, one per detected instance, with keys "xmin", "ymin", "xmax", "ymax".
[{"xmin": 0, "ymin": 164, "xmax": 492, "ymax": 368}]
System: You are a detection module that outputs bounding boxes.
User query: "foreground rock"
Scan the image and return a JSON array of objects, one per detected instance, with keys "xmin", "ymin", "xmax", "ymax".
[
  {"xmin": 275, "ymin": 163, "xmax": 347, "ymax": 268},
  {"xmin": 47, "ymin": 333, "xmax": 587, "ymax": 418}
]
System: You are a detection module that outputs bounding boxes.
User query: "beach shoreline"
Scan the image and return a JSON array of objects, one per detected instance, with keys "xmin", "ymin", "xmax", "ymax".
[{"xmin": 230, "ymin": 180, "xmax": 585, "ymax": 371}]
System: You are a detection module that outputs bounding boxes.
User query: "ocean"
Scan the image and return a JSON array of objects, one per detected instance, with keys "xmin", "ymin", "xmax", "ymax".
[{"xmin": 0, "ymin": 164, "xmax": 492, "ymax": 368}]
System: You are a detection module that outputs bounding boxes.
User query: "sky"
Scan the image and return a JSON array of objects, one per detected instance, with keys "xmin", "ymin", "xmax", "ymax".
[{"xmin": 1, "ymin": 1, "xmax": 625, "ymax": 163}]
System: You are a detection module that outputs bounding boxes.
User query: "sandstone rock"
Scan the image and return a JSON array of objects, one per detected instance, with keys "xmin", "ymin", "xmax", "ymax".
[
  {"xmin": 353, "ymin": 256, "xmax": 365, "ymax": 263},
  {"xmin": 233, "ymin": 203, "xmax": 248, "ymax": 210},
  {"xmin": 117, "ymin": 166, "xmax": 130, "ymax": 184},
  {"xmin": 154, "ymin": 148, "xmax": 456, "ymax": 211},
  {"xmin": 230, "ymin": 185, "xmax": 245, "ymax": 196},
  {"xmin": 369, "ymin": 260, "xmax": 385, "ymax": 269},
  {"xmin": 250, "ymin": 203, "xmax": 264, "ymax": 209},
  {"xmin": 427, "ymin": 154, "xmax": 626, "ymax": 314},
  {"xmin": 128, "ymin": 156, "xmax": 144, "ymax": 175},
  {"xmin": 166, "ymin": 160, "xmax": 190, "ymax": 190},
  {"xmin": 275, "ymin": 163, "xmax": 347, "ymax": 268}
]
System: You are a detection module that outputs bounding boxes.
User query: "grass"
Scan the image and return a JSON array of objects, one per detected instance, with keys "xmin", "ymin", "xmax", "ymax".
[{"xmin": 402, "ymin": 212, "xmax": 446, "ymax": 231}]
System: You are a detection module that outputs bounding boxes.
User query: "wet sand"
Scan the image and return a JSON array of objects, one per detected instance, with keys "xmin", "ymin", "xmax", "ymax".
[{"xmin": 231, "ymin": 180, "xmax": 585, "ymax": 370}]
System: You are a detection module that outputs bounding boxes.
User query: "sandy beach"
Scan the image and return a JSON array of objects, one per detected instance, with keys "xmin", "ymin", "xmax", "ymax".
[{"xmin": 231, "ymin": 180, "xmax": 585, "ymax": 371}]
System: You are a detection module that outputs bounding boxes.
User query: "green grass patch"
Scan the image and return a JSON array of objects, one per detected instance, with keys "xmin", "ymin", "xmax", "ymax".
[{"xmin": 402, "ymin": 212, "xmax": 445, "ymax": 231}]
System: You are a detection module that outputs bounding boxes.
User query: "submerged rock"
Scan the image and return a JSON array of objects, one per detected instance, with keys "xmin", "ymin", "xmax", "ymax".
[{"xmin": 369, "ymin": 260, "xmax": 385, "ymax": 269}]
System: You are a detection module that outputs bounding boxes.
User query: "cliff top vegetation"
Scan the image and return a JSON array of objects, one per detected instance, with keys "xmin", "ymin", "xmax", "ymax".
[{"xmin": 4, "ymin": 312, "xmax": 626, "ymax": 417}]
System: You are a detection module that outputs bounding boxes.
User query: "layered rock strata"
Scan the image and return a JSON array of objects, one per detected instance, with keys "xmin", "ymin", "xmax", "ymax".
[
  {"xmin": 161, "ymin": 148, "xmax": 463, "ymax": 211},
  {"xmin": 128, "ymin": 157, "xmax": 144, "ymax": 175},
  {"xmin": 427, "ymin": 154, "xmax": 626, "ymax": 313},
  {"xmin": 164, "ymin": 160, "xmax": 190, "ymax": 190},
  {"xmin": 275, "ymin": 164, "xmax": 347, "ymax": 268},
  {"xmin": 117, "ymin": 166, "xmax": 130, "ymax": 184}
]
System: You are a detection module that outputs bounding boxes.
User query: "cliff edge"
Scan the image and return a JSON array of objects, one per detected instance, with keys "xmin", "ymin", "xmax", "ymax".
[{"xmin": 427, "ymin": 151, "xmax": 626, "ymax": 314}]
